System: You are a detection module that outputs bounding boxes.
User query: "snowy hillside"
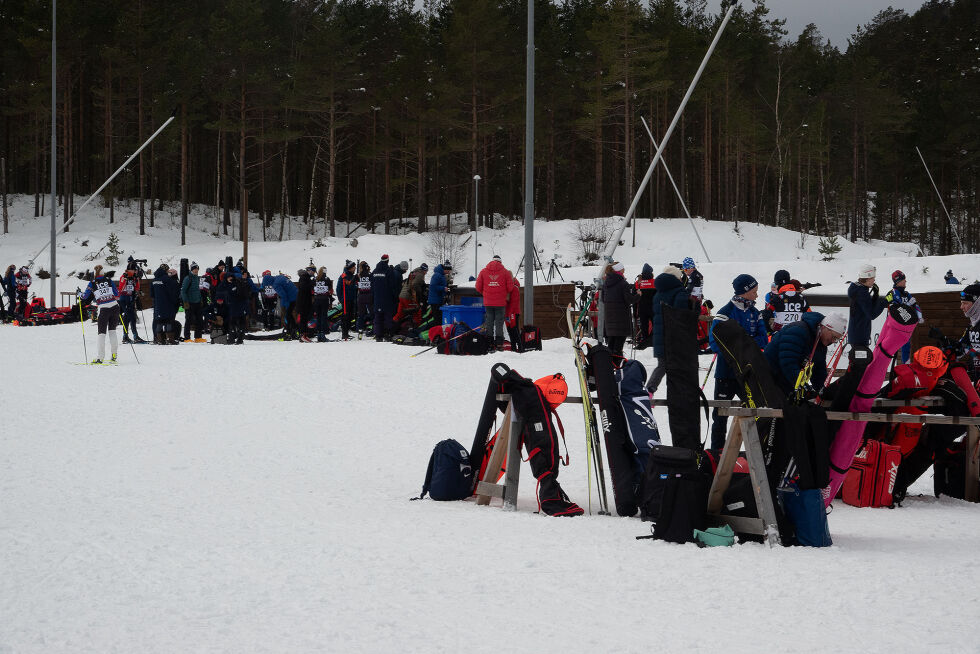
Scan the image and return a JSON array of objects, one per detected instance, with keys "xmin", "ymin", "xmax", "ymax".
[
  {"xmin": 2, "ymin": 196, "xmax": 979, "ymax": 652},
  {"xmin": 0, "ymin": 194, "xmax": 974, "ymax": 307}
]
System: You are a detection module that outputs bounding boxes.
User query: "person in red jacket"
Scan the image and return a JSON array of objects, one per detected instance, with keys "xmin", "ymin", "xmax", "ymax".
[{"xmin": 475, "ymin": 254, "xmax": 515, "ymax": 348}]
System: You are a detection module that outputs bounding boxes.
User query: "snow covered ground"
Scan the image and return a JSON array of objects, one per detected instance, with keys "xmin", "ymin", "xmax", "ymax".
[{"xmin": 2, "ymin": 197, "xmax": 979, "ymax": 652}]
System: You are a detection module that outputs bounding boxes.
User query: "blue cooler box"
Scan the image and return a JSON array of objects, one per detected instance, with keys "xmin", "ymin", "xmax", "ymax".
[{"xmin": 442, "ymin": 304, "xmax": 485, "ymax": 328}]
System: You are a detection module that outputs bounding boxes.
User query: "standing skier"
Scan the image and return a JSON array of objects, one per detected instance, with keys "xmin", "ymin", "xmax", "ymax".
[
  {"xmin": 476, "ymin": 254, "xmax": 516, "ymax": 349},
  {"xmin": 634, "ymin": 263, "xmax": 656, "ymax": 348},
  {"xmin": 180, "ymin": 262, "xmax": 205, "ymax": 342},
  {"xmin": 80, "ymin": 265, "xmax": 120, "ymax": 363},
  {"xmin": 708, "ymin": 274, "xmax": 768, "ymax": 449},
  {"xmin": 295, "ymin": 267, "xmax": 315, "ymax": 342},
  {"xmin": 958, "ymin": 284, "xmax": 980, "ymax": 382},
  {"xmin": 371, "ymin": 255, "xmax": 398, "ymax": 342},
  {"xmin": 117, "ymin": 267, "xmax": 144, "ymax": 343},
  {"xmin": 14, "ymin": 266, "xmax": 31, "ymax": 319},
  {"xmin": 313, "ymin": 267, "xmax": 334, "ymax": 342},
  {"xmin": 355, "ymin": 261, "xmax": 374, "ymax": 338},
  {"xmin": 337, "ymin": 260, "xmax": 359, "ymax": 340}
]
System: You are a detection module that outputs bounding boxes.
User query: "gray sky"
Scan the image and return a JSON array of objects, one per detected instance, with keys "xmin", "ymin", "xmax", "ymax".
[{"xmin": 705, "ymin": 0, "xmax": 927, "ymax": 48}]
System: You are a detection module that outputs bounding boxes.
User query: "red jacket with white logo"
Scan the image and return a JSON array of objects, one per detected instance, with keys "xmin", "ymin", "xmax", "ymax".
[{"xmin": 475, "ymin": 260, "xmax": 515, "ymax": 308}]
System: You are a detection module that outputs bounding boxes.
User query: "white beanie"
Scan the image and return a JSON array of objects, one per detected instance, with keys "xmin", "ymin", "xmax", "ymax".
[
  {"xmin": 821, "ymin": 312, "xmax": 847, "ymax": 335},
  {"xmin": 611, "ymin": 262, "xmax": 625, "ymax": 273},
  {"xmin": 663, "ymin": 265, "xmax": 683, "ymax": 282},
  {"xmin": 858, "ymin": 264, "xmax": 876, "ymax": 279}
]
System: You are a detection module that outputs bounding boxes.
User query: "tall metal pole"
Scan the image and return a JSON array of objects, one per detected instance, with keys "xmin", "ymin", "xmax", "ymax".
[
  {"xmin": 473, "ymin": 174, "xmax": 480, "ymax": 279},
  {"xmin": 915, "ymin": 146, "xmax": 964, "ymax": 254},
  {"xmin": 523, "ymin": 0, "xmax": 534, "ymax": 324},
  {"xmin": 50, "ymin": 0, "xmax": 57, "ymax": 308}
]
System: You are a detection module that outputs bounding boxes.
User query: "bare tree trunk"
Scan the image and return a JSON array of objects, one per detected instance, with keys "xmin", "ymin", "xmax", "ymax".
[
  {"xmin": 240, "ymin": 83, "xmax": 248, "ymax": 267},
  {"xmin": 703, "ymin": 98, "xmax": 711, "ymax": 219},
  {"xmin": 259, "ymin": 109, "xmax": 267, "ymax": 241},
  {"xmin": 850, "ymin": 115, "xmax": 858, "ymax": 242},
  {"xmin": 327, "ymin": 91, "xmax": 337, "ymax": 237},
  {"xmin": 279, "ymin": 143, "xmax": 288, "ymax": 242},
  {"xmin": 306, "ymin": 140, "xmax": 320, "ymax": 239},
  {"xmin": 137, "ymin": 0, "xmax": 145, "ymax": 235},
  {"xmin": 104, "ymin": 59, "xmax": 114, "ymax": 224},
  {"xmin": 417, "ymin": 123, "xmax": 426, "ymax": 233},
  {"xmin": 2, "ymin": 157, "xmax": 7, "ymax": 234},
  {"xmin": 181, "ymin": 103, "xmax": 188, "ymax": 246},
  {"xmin": 222, "ymin": 103, "xmax": 229, "ymax": 236},
  {"xmin": 149, "ymin": 140, "xmax": 156, "ymax": 227}
]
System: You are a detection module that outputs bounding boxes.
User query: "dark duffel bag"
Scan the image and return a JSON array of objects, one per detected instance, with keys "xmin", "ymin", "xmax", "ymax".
[{"xmin": 639, "ymin": 445, "xmax": 708, "ymax": 543}]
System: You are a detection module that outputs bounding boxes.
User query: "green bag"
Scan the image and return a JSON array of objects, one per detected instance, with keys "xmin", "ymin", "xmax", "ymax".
[{"xmin": 693, "ymin": 524, "xmax": 735, "ymax": 548}]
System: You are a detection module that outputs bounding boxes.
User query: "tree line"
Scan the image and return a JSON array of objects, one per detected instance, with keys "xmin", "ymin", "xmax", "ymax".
[{"xmin": 0, "ymin": 0, "xmax": 977, "ymax": 254}]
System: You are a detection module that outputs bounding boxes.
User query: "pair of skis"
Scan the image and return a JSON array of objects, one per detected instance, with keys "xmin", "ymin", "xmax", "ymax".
[{"xmin": 566, "ymin": 303, "xmax": 610, "ymax": 515}]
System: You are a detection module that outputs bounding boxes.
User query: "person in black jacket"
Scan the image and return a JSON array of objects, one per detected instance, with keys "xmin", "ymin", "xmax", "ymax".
[
  {"xmin": 355, "ymin": 261, "xmax": 374, "ymax": 338},
  {"xmin": 646, "ymin": 266, "xmax": 689, "ymax": 394},
  {"xmin": 336, "ymin": 261, "xmax": 358, "ymax": 340},
  {"xmin": 634, "ymin": 263, "xmax": 656, "ymax": 348},
  {"xmin": 295, "ymin": 266, "xmax": 315, "ymax": 343},
  {"xmin": 847, "ymin": 263, "xmax": 888, "ymax": 347},
  {"xmin": 158, "ymin": 267, "xmax": 182, "ymax": 344},
  {"xmin": 601, "ymin": 262, "xmax": 637, "ymax": 357},
  {"xmin": 371, "ymin": 255, "xmax": 397, "ymax": 341},
  {"xmin": 313, "ymin": 267, "xmax": 334, "ymax": 342}
]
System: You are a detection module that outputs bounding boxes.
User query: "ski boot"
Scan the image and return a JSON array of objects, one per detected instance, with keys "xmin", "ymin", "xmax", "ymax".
[
  {"xmin": 122, "ymin": 335, "xmax": 133, "ymax": 344},
  {"xmin": 91, "ymin": 358, "xmax": 103, "ymax": 365},
  {"xmin": 134, "ymin": 335, "xmax": 147, "ymax": 344},
  {"xmin": 110, "ymin": 354, "xmax": 117, "ymax": 363}
]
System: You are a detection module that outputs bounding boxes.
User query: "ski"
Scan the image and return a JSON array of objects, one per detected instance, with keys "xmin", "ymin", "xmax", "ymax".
[{"xmin": 566, "ymin": 304, "xmax": 610, "ymax": 515}]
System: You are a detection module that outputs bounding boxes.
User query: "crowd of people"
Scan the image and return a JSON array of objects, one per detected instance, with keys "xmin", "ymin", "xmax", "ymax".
[{"xmin": 596, "ymin": 258, "xmax": 980, "ymax": 449}]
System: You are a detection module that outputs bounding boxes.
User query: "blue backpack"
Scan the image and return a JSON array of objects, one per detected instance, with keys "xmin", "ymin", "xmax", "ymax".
[{"xmin": 415, "ymin": 439, "xmax": 474, "ymax": 501}]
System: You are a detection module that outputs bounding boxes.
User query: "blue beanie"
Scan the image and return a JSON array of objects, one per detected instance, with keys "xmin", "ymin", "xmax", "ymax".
[
  {"xmin": 682, "ymin": 257, "xmax": 696, "ymax": 269},
  {"xmin": 733, "ymin": 274, "xmax": 758, "ymax": 295}
]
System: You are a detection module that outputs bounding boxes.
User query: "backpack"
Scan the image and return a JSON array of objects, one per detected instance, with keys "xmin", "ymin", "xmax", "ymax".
[
  {"xmin": 639, "ymin": 445, "xmax": 708, "ymax": 543},
  {"xmin": 521, "ymin": 325, "xmax": 542, "ymax": 351},
  {"xmin": 841, "ymin": 440, "xmax": 902, "ymax": 508},
  {"xmin": 415, "ymin": 439, "xmax": 473, "ymax": 501}
]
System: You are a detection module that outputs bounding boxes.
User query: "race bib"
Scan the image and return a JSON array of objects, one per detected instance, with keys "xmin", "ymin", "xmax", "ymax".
[
  {"xmin": 94, "ymin": 281, "xmax": 115, "ymax": 303},
  {"xmin": 314, "ymin": 280, "xmax": 331, "ymax": 296},
  {"xmin": 264, "ymin": 286, "xmax": 277, "ymax": 298}
]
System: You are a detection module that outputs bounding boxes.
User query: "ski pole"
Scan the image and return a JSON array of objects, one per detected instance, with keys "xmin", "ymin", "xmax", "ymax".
[
  {"xmin": 410, "ymin": 324, "xmax": 484, "ymax": 357},
  {"xmin": 701, "ymin": 354, "xmax": 716, "ymax": 390},
  {"xmin": 78, "ymin": 293, "xmax": 89, "ymax": 363},
  {"xmin": 118, "ymin": 312, "xmax": 140, "ymax": 365}
]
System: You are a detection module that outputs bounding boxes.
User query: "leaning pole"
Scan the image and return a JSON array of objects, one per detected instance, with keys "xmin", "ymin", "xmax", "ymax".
[{"xmin": 596, "ymin": 3, "xmax": 735, "ymax": 340}]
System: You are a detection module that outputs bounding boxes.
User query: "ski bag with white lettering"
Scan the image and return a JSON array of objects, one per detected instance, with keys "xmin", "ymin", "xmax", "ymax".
[
  {"xmin": 615, "ymin": 358, "xmax": 661, "ymax": 474},
  {"xmin": 586, "ymin": 344, "xmax": 640, "ymax": 516}
]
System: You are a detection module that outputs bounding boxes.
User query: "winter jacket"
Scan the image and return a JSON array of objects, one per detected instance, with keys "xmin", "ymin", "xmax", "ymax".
[
  {"xmin": 684, "ymin": 268, "xmax": 704, "ymax": 302},
  {"xmin": 651, "ymin": 271, "xmax": 690, "ymax": 359},
  {"xmin": 224, "ymin": 274, "xmax": 250, "ymax": 317},
  {"xmin": 885, "ymin": 286, "xmax": 923, "ymax": 323},
  {"xmin": 428, "ymin": 265, "xmax": 450, "ymax": 306},
  {"xmin": 709, "ymin": 296, "xmax": 769, "ymax": 380},
  {"xmin": 601, "ymin": 270, "xmax": 636, "ymax": 338},
  {"xmin": 356, "ymin": 265, "xmax": 373, "ymax": 306},
  {"xmin": 296, "ymin": 272, "xmax": 314, "ymax": 316},
  {"xmin": 261, "ymin": 274, "xmax": 278, "ymax": 301},
  {"xmin": 847, "ymin": 281, "xmax": 888, "ymax": 346},
  {"xmin": 154, "ymin": 273, "xmax": 181, "ymax": 320},
  {"xmin": 272, "ymin": 274, "xmax": 298, "ymax": 309},
  {"xmin": 764, "ymin": 311, "xmax": 828, "ymax": 395},
  {"xmin": 400, "ymin": 267, "xmax": 427, "ymax": 303},
  {"xmin": 475, "ymin": 260, "xmax": 515, "ymax": 308},
  {"xmin": 14, "ymin": 270, "xmax": 31, "ymax": 291},
  {"xmin": 507, "ymin": 279, "xmax": 521, "ymax": 318},
  {"xmin": 635, "ymin": 264, "xmax": 656, "ymax": 318},
  {"xmin": 117, "ymin": 272, "xmax": 140, "ymax": 299},
  {"xmin": 371, "ymin": 260, "xmax": 398, "ymax": 313},
  {"xmin": 180, "ymin": 273, "xmax": 202, "ymax": 304},
  {"xmin": 337, "ymin": 271, "xmax": 358, "ymax": 315},
  {"xmin": 81, "ymin": 276, "xmax": 119, "ymax": 308},
  {"xmin": 2, "ymin": 267, "xmax": 14, "ymax": 297}
]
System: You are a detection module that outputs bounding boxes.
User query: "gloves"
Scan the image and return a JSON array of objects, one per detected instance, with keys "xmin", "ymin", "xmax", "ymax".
[{"xmin": 870, "ymin": 284, "xmax": 880, "ymax": 303}]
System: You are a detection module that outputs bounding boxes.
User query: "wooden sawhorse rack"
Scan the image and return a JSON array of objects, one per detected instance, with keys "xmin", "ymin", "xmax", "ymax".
[{"xmin": 474, "ymin": 395, "xmax": 525, "ymax": 510}]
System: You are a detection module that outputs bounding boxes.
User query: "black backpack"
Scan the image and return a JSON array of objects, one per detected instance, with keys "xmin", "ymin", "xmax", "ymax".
[
  {"xmin": 639, "ymin": 445, "xmax": 708, "ymax": 543},
  {"xmin": 521, "ymin": 325, "xmax": 542, "ymax": 351},
  {"xmin": 414, "ymin": 439, "xmax": 474, "ymax": 501}
]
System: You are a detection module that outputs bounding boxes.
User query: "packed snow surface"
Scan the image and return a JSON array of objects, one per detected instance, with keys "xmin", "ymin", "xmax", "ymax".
[{"xmin": 2, "ymin": 197, "xmax": 979, "ymax": 652}]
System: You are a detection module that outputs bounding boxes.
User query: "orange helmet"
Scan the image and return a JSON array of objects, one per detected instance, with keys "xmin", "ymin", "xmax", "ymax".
[
  {"xmin": 534, "ymin": 373, "xmax": 568, "ymax": 408},
  {"xmin": 912, "ymin": 346, "xmax": 948, "ymax": 378}
]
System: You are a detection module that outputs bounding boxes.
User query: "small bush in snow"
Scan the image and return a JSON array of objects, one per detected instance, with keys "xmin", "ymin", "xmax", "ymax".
[
  {"xmin": 571, "ymin": 218, "xmax": 613, "ymax": 265},
  {"xmin": 424, "ymin": 230, "xmax": 464, "ymax": 271},
  {"xmin": 105, "ymin": 232, "xmax": 122, "ymax": 266},
  {"xmin": 818, "ymin": 235, "xmax": 842, "ymax": 261}
]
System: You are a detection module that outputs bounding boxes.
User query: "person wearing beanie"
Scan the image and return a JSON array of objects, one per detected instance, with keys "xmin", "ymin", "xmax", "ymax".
[
  {"xmin": 80, "ymin": 265, "xmax": 121, "ymax": 363},
  {"xmin": 259, "ymin": 270, "xmax": 279, "ymax": 331},
  {"xmin": 394, "ymin": 263, "xmax": 428, "ymax": 328},
  {"xmin": 180, "ymin": 263, "xmax": 205, "ymax": 342},
  {"xmin": 600, "ymin": 262, "xmax": 636, "ymax": 357},
  {"xmin": 427, "ymin": 261, "xmax": 453, "ymax": 326},
  {"xmin": 885, "ymin": 270, "xmax": 923, "ymax": 363},
  {"xmin": 313, "ymin": 266, "xmax": 335, "ymax": 342},
  {"xmin": 847, "ymin": 264, "xmax": 888, "ymax": 347},
  {"xmin": 272, "ymin": 271, "xmax": 299, "ymax": 339},
  {"xmin": 505, "ymin": 276, "xmax": 522, "ymax": 350},
  {"xmin": 332, "ymin": 260, "xmax": 356, "ymax": 340},
  {"xmin": 945, "ymin": 269, "xmax": 960, "ymax": 285},
  {"xmin": 355, "ymin": 261, "xmax": 374, "ymax": 338},
  {"xmin": 681, "ymin": 257, "xmax": 703, "ymax": 308},
  {"xmin": 958, "ymin": 284, "xmax": 980, "ymax": 381},
  {"xmin": 476, "ymin": 255, "xmax": 517, "ymax": 349},
  {"xmin": 762, "ymin": 281, "xmax": 812, "ymax": 335},
  {"xmin": 13, "ymin": 264, "xmax": 31, "ymax": 320},
  {"xmin": 371, "ymin": 255, "xmax": 399, "ymax": 341},
  {"xmin": 766, "ymin": 269, "xmax": 791, "ymax": 305},
  {"xmin": 763, "ymin": 311, "xmax": 845, "ymax": 397},
  {"xmin": 634, "ymin": 263, "xmax": 657, "ymax": 349},
  {"xmin": 117, "ymin": 266, "xmax": 144, "ymax": 342},
  {"xmin": 645, "ymin": 265, "xmax": 691, "ymax": 393},
  {"xmin": 707, "ymin": 273, "xmax": 768, "ymax": 449}
]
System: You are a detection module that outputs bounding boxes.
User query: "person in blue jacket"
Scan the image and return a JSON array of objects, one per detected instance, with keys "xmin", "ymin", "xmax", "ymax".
[
  {"xmin": 764, "ymin": 311, "xmax": 845, "ymax": 397},
  {"xmin": 371, "ymin": 254, "xmax": 398, "ymax": 341},
  {"xmin": 645, "ymin": 265, "xmax": 689, "ymax": 394},
  {"xmin": 0, "ymin": 264, "xmax": 13, "ymax": 322},
  {"xmin": 272, "ymin": 273, "xmax": 298, "ymax": 338},
  {"xmin": 885, "ymin": 270, "xmax": 923, "ymax": 363},
  {"xmin": 847, "ymin": 264, "xmax": 888, "ymax": 347},
  {"xmin": 427, "ymin": 261, "xmax": 453, "ymax": 325},
  {"xmin": 708, "ymin": 273, "xmax": 769, "ymax": 450},
  {"xmin": 945, "ymin": 270, "xmax": 960, "ymax": 285}
]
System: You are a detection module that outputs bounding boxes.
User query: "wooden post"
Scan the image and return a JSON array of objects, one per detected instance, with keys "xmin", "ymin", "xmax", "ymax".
[
  {"xmin": 476, "ymin": 404, "xmax": 512, "ymax": 506},
  {"xmin": 967, "ymin": 425, "xmax": 980, "ymax": 503}
]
